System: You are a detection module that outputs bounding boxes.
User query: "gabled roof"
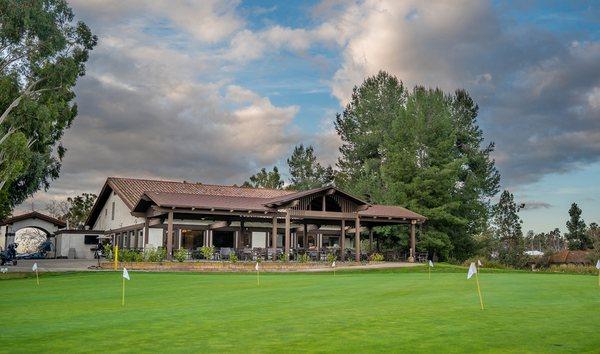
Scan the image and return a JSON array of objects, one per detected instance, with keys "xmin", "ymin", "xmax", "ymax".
[
  {"xmin": 86, "ymin": 177, "xmax": 294, "ymax": 226},
  {"xmin": 263, "ymin": 186, "xmax": 368, "ymax": 208},
  {"xmin": 87, "ymin": 177, "xmax": 426, "ymax": 227},
  {"xmin": 110, "ymin": 177, "xmax": 293, "ymax": 209},
  {"xmin": 1, "ymin": 211, "xmax": 66, "ymax": 228},
  {"xmin": 548, "ymin": 250, "xmax": 590, "ymax": 264}
]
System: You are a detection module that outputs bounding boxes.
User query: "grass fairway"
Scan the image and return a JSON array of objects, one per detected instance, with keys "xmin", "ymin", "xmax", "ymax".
[{"xmin": 1, "ymin": 268, "xmax": 599, "ymax": 353}]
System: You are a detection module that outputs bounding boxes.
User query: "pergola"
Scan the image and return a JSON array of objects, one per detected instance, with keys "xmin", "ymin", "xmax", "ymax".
[{"xmin": 131, "ymin": 186, "xmax": 426, "ymax": 262}]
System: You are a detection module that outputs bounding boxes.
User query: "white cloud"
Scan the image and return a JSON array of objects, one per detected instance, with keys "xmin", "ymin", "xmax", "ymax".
[
  {"xmin": 587, "ymin": 87, "xmax": 600, "ymax": 110},
  {"xmin": 69, "ymin": 0, "xmax": 244, "ymax": 43}
]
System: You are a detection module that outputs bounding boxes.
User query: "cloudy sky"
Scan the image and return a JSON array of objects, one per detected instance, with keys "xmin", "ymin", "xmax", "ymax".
[{"xmin": 19, "ymin": 0, "xmax": 600, "ymax": 233}]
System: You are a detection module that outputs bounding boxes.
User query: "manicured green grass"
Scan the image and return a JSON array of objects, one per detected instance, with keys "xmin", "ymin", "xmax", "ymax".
[{"xmin": 1, "ymin": 268, "xmax": 599, "ymax": 353}]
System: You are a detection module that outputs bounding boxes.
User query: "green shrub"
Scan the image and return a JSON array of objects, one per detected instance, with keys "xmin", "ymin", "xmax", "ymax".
[
  {"xmin": 143, "ymin": 247, "xmax": 166, "ymax": 262},
  {"xmin": 547, "ymin": 264, "xmax": 597, "ymax": 275},
  {"xmin": 120, "ymin": 249, "xmax": 142, "ymax": 262},
  {"xmin": 174, "ymin": 249, "xmax": 188, "ymax": 262},
  {"xmin": 298, "ymin": 253, "xmax": 309, "ymax": 263},
  {"xmin": 102, "ymin": 243, "xmax": 113, "ymax": 261},
  {"xmin": 200, "ymin": 246, "xmax": 214, "ymax": 260},
  {"xmin": 278, "ymin": 252, "xmax": 287, "ymax": 262},
  {"xmin": 326, "ymin": 253, "xmax": 337, "ymax": 264},
  {"xmin": 369, "ymin": 253, "xmax": 384, "ymax": 262},
  {"xmin": 229, "ymin": 252, "xmax": 238, "ymax": 263}
]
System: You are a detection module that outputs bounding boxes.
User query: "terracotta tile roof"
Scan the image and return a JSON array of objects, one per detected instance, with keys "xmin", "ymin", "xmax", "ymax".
[
  {"xmin": 108, "ymin": 177, "xmax": 294, "ymax": 209},
  {"xmin": 359, "ymin": 204, "xmax": 427, "ymax": 221},
  {"xmin": 548, "ymin": 250, "xmax": 591, "ymax": 264},
  {"xmin": 142, "ymin": 192, "xmax": 272, "ymax": 212},
  {"xmin": 87, "ymin": 176, "xmax": 427, "ymax": 227},
  {"xmin": 0, "ymin": 211, "xmax": 66, "ymax": 228}
]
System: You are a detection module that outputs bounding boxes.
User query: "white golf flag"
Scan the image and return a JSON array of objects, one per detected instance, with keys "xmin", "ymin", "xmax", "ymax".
[
  {"xmin": 1, "ymin": 267, "xmax": 7, "ymax": 273},
  {"xmin": 255, "ymin": 262, "xmax": 259, "ymax": 271},
  {"xmin": 332, "ymin": 261, "xmax": 336, "ymax": 268},
  {"xmin": 596, "ymin": 260, "xmax": 600, "ymax": 270},
  {"xmin": 467, "ymin": 262, "xmax": 477, "ymax": 279},
  {"xmin": 32, "ymin": 263, "xmax": 38, "ymax": 271},
  {"xmin": 122, "ymin": 268, "xmax": 130, "ymax": 280},
  {"xmin": 477, "ymin": 259, "xmax": 482, "ymax": 267},
  {"xmin": 428, "ymin": 260, "xmax": 433, "ymax": 267}
]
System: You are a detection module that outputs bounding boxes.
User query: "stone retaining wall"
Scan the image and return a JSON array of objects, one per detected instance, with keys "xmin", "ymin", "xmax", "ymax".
[{"xmin": 100, "ymin": 261, "xmax": 361, "ymax": 272}]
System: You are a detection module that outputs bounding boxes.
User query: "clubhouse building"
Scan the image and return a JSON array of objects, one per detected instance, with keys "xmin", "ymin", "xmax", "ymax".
[{"xmin": 85, "ymin": 177, "xmax": 426, "ymax": 262}]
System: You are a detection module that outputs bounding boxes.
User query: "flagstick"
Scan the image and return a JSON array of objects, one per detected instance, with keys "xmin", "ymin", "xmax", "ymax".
[
  {"xmin": 257, "ymin": 269, "xmax": 260, "ymax": 286},
  {"xmin": 114, "ymin": 245, "xmax": 119, "ymax": 271},
  {"xmin": 474, "ymin": 271, "xmax": 484, "ymax": 310},
  {"xmin": 122, "ymin": 275, "xmax": 125, "ymax": 306},
  {"xmin": 35, "ymin": 269, "xmax": 39, "ymax": 286},
  {"xmin": 428, "ymin": 264, "xmax": 431, "ymax": 280}
]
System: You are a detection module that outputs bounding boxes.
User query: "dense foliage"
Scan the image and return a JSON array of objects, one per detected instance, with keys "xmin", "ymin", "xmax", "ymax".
[
  {"xmin": 287, "ymin": 144, "xmax": 333, "ymax": 190},
  {"xmin": 242, "ymin": 166, "xmax": 284, "ymax": 189},
  {"xmin": 0, "ymin": 0, "xmax": 96, "ymax": 219},
  {"xmin": 565, "ymin": 203, "xmax": 589, "ymax": 250},
  {"xmin": 334, "ymin": 71, "xmax": 500, "ymax": 261},
  {"xmin": 46, "ymin": 192, "xmax": 97, "ymax": 228},
  {"xmin": 492, "ymin": 190, "xmax": 527, "ymax": 267}
]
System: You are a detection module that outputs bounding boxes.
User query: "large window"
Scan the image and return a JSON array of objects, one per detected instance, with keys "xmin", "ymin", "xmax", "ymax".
[
  {"xmin": 84, "ymin": 235, "xmax": 99, "ymax": 245},
  {"xmin": 180, "ymin": 229, "xmax": 203, "ymax": 250},
  {"xmin": 213, "ymin": 231, "xmax": 234, "ymax": 248}
]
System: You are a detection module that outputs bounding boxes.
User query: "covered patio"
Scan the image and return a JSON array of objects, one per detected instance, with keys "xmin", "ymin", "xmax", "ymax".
[{"xmin": 131, "ymin": 186, "xmax": 426, "ymax": 262}]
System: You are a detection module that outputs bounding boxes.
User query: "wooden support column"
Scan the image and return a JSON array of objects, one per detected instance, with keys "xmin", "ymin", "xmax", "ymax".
[
  {"xmin": 369, "ymin": 227, "xmax": 373, "ymax": 251},
  {"xmin": 303, "ymin": 223, "xmax": 308, "ymax": 249},
  {"xmin": 409, "ymin": 220, "xmax": 416, "ymax": 263},
  {"xmin": 144, "ymin": 217, "xmax": 149, "ymax": 246},
  {"xmin": 166, "ymin": 211, "xmax": 173, "ymax": 260},
  {"xmin": 208, "ymin": 230, "xmax": 213, "ymax": 247},
  {"xmin": 238, "ymin": 219, "xmax": 245, "ymax": 249},
  {"xmin": 340, "ymin": 219, "xmax": 345, "ymax": 261},
  {"xmin": 271, "ymin": 216, "xmax": 277, "ymax": 250},
  {"xmin": 284, "ymin": 211, "xmax": 291, "ymax": 260},
  {"xmin": 355, "ymin": 214, "xmax": 361, "ymax": 262}
]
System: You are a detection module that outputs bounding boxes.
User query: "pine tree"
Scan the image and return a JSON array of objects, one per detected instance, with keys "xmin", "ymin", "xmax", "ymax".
[
  {"xmin": 334, "ymin": 71, "xmax": 500, "ymax": 261},
  {"xmin": 287, "ymin": 144, "xmax": 333, "ymax": 190},
  {"xmin": 565, "ymin": 203, "xmax": 588, "ymax": 250},
  {"xmin": 493, "ymin": 190, "xmax": 526, "ymax": 267},
  {"xmin": 242, "ymin": 167, "xmax": 284, "ymax": 189}
]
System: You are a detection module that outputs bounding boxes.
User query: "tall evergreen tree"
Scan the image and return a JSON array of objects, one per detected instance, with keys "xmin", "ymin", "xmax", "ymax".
[
  {"xmin": 335, "ymin": 71, "xmax": 406, "ymax": 202},
  {"xmin": 242, "ymin": 167, "xmax": 284, "ymax": 189},
  {"xmin": 334, "ymin": 71, "xmax": 500, "ymax": 260},
  {"xmin": 287, "ymin": 144, "xmax": 333, "ymax": 191},
  {"xmin": 565, "ymin": 203, "xmax": 588, "ymax": 250},
  {"xmin": 493, "ymin": 190, "xmax": 526, "ymax": 267}
]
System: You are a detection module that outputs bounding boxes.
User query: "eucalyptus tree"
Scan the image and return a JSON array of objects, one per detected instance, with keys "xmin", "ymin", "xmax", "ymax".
[{"xmin": 0, "ymin": 0, "xmax": 97, "ymax": 218}]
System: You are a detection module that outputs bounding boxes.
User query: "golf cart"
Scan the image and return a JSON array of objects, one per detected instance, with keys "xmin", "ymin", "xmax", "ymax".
[{"xmin": 0, "ymin": 243, "xmax": 18, "ymax": 266}]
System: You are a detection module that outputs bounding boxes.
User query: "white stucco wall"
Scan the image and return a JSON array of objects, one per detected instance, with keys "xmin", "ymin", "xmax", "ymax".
[
  {"xmin": 55, "ymin": 232, "xmax": 102, "ymax": 259},
  {"xmin": 0, "ymin": 225, "xmax": 6, "ymax": 249},
  {"xmin": 93, "ymin": 191, "xmax": 143, "ymax": 231},
  {"xmin": 6, "ymin": 218, "xmax": 61, "ymax": 235},
  {"xmin": 251, "ymin": 232, "xmax": 267, "ymax": 248},
  {"xmin": 147, "ymin": 228, "xmax": 163, "ymax": 249}
]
